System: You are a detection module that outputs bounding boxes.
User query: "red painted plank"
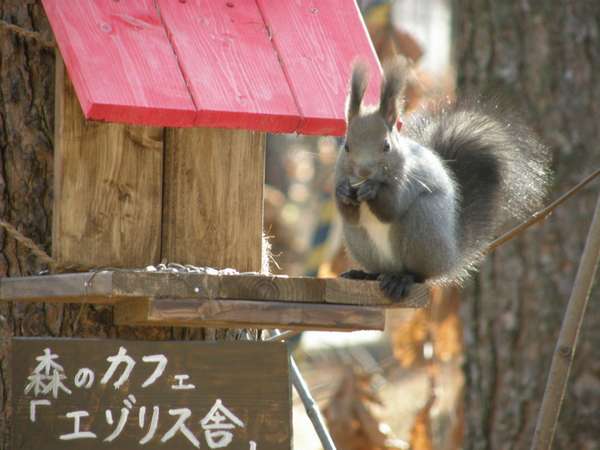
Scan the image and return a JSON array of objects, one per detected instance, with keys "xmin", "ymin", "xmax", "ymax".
[
  {"xmin": 42, "ymin": 0, "xmax": 196, "ymax": 127},
  {"xmin": 256, "ymin": 0, "xmax": 382, "ymax": 136},
  {"xmin": 43, "ymin": 0, "xmax": 378, "ymax": 134},
  {"xmin": 156, "ymin": 0, "xmax": 301, "ymax": 133}
]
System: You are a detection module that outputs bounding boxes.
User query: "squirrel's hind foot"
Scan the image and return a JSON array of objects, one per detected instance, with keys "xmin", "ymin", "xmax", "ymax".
[
  {"xmin": 378, "ymin": 272, "xmax": 417, "ymax": 301},
  {"xmin": 340, "ymin": 269, "xmax": 380, "ymax": 280}
]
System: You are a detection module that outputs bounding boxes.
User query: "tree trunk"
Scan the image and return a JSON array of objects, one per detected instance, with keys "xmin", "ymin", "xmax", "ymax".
[
  {"xmin": 454, "ymin": 1, "xmax": 600, "ymax": 449},
  {"xmin": 0, "ymin": 3, "xmax": 244, "ymax": 448}
]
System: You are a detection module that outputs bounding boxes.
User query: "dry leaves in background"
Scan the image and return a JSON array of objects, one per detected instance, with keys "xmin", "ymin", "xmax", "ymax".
[
  {"xmin": 324, "ymin": 367, "xmax": 408, "ymax": 450},
  {"xmin": 391, "ymin": 286, "xmax": 464, "ymax": 450},
  {"xmin": 392, "ymin": 287, "xmax": 463, "ymax": 368},
  {"xmin": 409, "ymin": 383, "xmax": 436, "ymax": 450}
]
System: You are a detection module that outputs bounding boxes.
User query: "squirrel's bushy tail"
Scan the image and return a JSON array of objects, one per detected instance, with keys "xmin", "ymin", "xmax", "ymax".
[{"xmin": 405, "ymin": 101, "xmax": 551, "ymax": 279}]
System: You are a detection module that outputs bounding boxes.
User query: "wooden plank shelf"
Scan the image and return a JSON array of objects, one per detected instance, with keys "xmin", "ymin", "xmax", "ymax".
[{"xmin": 0, "ymin": 271, "xmax": 429, "ymax": 331}]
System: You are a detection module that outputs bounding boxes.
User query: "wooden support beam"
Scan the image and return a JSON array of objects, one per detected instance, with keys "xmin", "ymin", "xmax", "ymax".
[
  {"xmin": 109, "ymin": 272, "xmax": 429, "ymax": 307},
  {"xmin": 162, "ymin": 128, "xmax": 265, "ymax": 272},
  {"xmin": 0, "ymin": 271, "xmax": 430, "ymax": 308},
  {"xmin": 114, "ymin": 297, "xmax": 386, "ymax": 331},
  {"xmin": 324, "ymin": 277, "xmax": 427, "ymax": 308},
  {"xmin": 0, "ymin": 272, "xmax": 117, "ymax": 304},
  {"xmin": 53, "ymin": 55, "xmax": 163, "ymax": 269},
  {"xmin": 0, "ymin": 271, "xmax": 428, "ymax": 330}
]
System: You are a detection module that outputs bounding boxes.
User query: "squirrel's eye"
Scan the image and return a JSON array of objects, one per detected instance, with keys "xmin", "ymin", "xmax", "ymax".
[
  {"xmin": 344, "ymin": 142, "xmax": 350, "ymax": 153},
  {"xmin": 383, "ymin": 140, "xmax": 391, "ymax": 152}
]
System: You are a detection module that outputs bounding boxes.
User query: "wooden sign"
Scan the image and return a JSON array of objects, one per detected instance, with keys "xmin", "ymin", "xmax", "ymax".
[{"xmin": 12, "ymin": 338, "xmax": 291, "ymax": 450}]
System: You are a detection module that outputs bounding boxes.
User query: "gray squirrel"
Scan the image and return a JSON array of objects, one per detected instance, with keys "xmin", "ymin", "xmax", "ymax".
[{"xmin": 335, "ymin": 57, "xmax": 551, "ymax": 300}]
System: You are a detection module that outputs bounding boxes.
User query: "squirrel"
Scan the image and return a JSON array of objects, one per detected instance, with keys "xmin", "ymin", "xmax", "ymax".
[{"xmin": 334, "ymin": 57, "xmax": 551, "ymax": 300}]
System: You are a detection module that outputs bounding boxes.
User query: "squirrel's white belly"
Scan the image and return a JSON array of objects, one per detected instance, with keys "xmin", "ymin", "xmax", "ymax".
[{"xmin": 358, "ymin": 203, "xmax": 394, "ymax": 264}]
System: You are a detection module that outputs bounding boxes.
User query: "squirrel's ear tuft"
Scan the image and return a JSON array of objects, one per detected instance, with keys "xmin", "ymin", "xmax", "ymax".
[
  {"xmin": 379, "ymin": 56, "xmax": 408, "ymax": 129},
  {"xmin": 346, "ymin": 61, "xmax": 369, "ymax": 124}
]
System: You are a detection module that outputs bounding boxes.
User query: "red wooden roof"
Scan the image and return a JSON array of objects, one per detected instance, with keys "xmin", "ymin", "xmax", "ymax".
[{"xmin": 43, "ymin": 0, "xmax": 382, "ymax": 135}]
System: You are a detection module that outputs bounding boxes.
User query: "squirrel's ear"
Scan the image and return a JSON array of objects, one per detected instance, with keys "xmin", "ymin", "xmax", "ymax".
[
  {"xmin": 379, "ymin": 57, "xmax": 408, "ymax": 129},
  {"xmin": 345, "ymin": 61, "xmax": 369, "ymax": 124}
]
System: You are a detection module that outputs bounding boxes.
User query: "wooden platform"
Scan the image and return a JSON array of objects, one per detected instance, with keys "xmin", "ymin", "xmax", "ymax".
[{"xmin": 0, "ymin": 271, "xmax": 429, "ymax": 331}]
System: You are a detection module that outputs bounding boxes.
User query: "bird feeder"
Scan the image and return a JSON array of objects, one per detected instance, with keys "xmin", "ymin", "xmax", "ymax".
[{"xmin": 0, "ymin": 0, "xmax": 429, "ymax": 331}]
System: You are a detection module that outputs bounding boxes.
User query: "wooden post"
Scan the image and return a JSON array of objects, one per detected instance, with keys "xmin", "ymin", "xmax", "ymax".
[
  {"xmin": 162, "ymin": 128, "xmax": 265, "ymax": 272},
  {"xmin": 53, "ymin": 55, "xmax": 163, "ymax": 269}
]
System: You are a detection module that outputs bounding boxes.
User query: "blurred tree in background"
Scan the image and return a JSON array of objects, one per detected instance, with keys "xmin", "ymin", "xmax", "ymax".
[{"xmin": 454, "ymin": 2, "xmax": 600, "ymax": 449}]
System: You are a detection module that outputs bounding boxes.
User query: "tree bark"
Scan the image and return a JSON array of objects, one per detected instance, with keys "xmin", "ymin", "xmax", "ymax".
[
  {"xmin": 454, "ymin": 1, "xmax": 600, "ymax": 449},
  {"xmin": 0, "ymin": 3, "xmax": 245, "ymax": 448}
]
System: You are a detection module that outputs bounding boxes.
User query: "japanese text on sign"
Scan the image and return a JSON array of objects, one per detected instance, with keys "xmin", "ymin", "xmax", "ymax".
[{"xmin": 13, "ymin": 339, "xmax": 290, "ymax": 450}]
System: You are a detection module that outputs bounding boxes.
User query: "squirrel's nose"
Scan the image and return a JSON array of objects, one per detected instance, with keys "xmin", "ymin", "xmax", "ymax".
[{"xmin": 356, "ymin": 167, "xmax": 373, "ymax": 179}]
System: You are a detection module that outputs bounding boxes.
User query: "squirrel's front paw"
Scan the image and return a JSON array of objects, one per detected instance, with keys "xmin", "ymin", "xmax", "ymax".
[
  {"xmin": 336, "ymin": 181, "xmax": 359, "ymax": 206},
  {"xmin": 356, "ymin": 179, "xmax": 381, "ymax": 202}
]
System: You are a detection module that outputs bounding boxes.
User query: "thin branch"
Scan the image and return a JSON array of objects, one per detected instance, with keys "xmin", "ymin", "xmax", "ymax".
[
  {"xmin": 487, "ymin": 167, "xmax": 600, "ymax": 252},
  {"xmin": 530, "ymin": 190, "xmax": 600, "ymax": 450},
  {"xmin": 290, "ymin": 356, "xmax": 337, "ymax": 450},
  {"xmin": 271, "ymin": 330, "xmax": 336, "ymax": 450},
  {"xmin": 0, "ymin": 19, "xmax": 55, "ymax": 49}
]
